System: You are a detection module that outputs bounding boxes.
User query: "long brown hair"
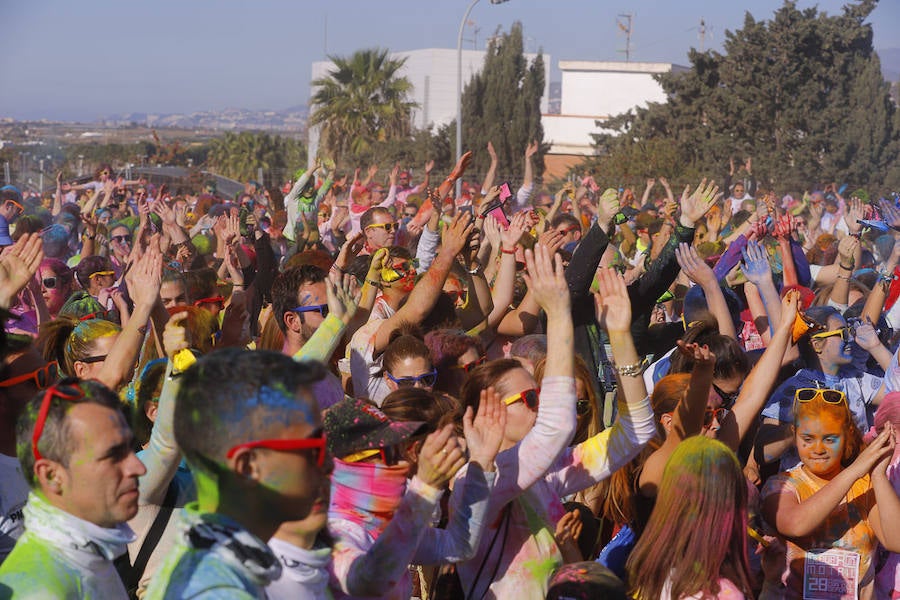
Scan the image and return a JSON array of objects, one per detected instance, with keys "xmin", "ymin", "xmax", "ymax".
[{"xmin": 626, "ymin": 437, "xmax": 752, "ymax": 599}]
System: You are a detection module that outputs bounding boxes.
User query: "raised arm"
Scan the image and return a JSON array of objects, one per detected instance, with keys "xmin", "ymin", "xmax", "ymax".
[
  {"xmin": 373, "ymin": 212, "xmax": 473, "ymax": 353},
  {"xmin": 676, "ymin": 242, "xmax": 737, "ymax": 339},
  {"xmin": 481, "ymin": 142, "xmax": 498, "ymax": 195}
]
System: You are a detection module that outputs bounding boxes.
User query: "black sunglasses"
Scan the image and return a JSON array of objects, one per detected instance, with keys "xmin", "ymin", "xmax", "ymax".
[
  {"xmin": 112, "ymin": 234, "xmax": 133, "ymax": 244},
  {"xmin": 42, "ymin": 277, "xmax": 58, "ymax": 289}
]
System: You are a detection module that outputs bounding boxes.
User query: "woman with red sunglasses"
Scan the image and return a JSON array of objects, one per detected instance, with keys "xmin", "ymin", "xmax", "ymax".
[{"xmin": 454, "ymin": 248, "xmax": 655, "ymax": 599}]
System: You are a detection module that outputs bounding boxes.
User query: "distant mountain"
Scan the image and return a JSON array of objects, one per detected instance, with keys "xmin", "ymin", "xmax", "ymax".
[
  {"xmin": 879, "ymin": 47, "xmax": 900, "ymax": 82},
  {"xmin": 99, "ymin": 105, "xmax": 309, "ymax": 133}
]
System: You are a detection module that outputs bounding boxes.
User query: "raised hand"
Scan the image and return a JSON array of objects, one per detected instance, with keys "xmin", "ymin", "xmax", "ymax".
[
  {"xmin": 837, "ymin": 235, "xmax": 860, "ymax": 265},
  {"xmin": 675, "ymin": 340, "xmax": 716, "ymax": 369},
  {"xmin": 125, "ymin": 242, "xmax": 162, "ymax": 309},
  {"xmin": 593, "ymin": 267, "xmax": 632, "ymax": 333},
  {"xmin": 441, "ymin": 212, "xmax": 474, "ymax": 257},
  {"xmin": 676, "ymin": 242, "xmax": 717, "ymax": 288},
  {"xmin": 326, "ymin": 273, "xmax": 360, "ymax": 325},
  {"xmin": 416, "ymin": 424, "xmax": 467, "ymax": 489},
  {"xmin": 772, "ymin": 214, "xmax": 795, "ymax": 240},
  {"xmin": 679, "ymin": 178, "xmax": 722, "ymax": 227},
  {"xmin": 740, "ymin": 240, "xmax": 774, "ymax": 286},
  {"xmin": 853, "ymin": 317, "xmax": 882, "ymax": 352},
  {"xmin": 487, "ymin": 141, "xmax": 497, "ymax": 161},
  {"xmin": 482, "ymin": 212, "xmax": 502, "ymax": 248},
  {"xmin": 879, "ymin": 199, "xmax": 900, "ymax": 229},
  {"xmin": 538, "ymin": 228, "xmax": 566, "ymax": 255},
  {"xmin": 501, "ymin": 212, "xmax": 527, "ymax": 250},
  {"xmin": 845, "ymin": 198, "xmax": 865, "ymax": 235},
  {"xmin": 851, "ymin": 424, "xmax": 894, "ymax": 479},
  {"xmin": 162, "ymin": 311, "xmax": 191, "ymax": 359},
  {"xmin": 523, "ymin": 243, "xmax": 569, "ymax": 317},
  {"xmin": 524, "ymin": 140, "xmax": 539, "ymax": 159},
  {"xmin": 597, "ymin": 188, "xmax": 620, "ymax": 227},
  {"xmin": 367, "ymin": 164, "xmax": 379, "ymax": 179},
  {"xmin": 0, "ymin": 233, "xmax": 43, "ymax": 308},
  {"xmin": 449, "ymin": 150, "xmax": 474, "ymax": 180},
  {"xmin": 424, "ymin": 159, "xmax": 434, "ymax": 174},
  {"xmin": 463, "ymin": 387, "xmax": 507, "ymax": 472}
]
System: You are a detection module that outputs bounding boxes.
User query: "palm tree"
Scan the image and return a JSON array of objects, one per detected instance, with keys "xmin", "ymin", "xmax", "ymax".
[{"xmin": 310, "ymin": 48, "xmax": 418, "ymax": 162}]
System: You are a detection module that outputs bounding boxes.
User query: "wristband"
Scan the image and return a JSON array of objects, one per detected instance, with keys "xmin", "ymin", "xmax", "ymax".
[
  {"xmin": 500, "ymin": 246, "xmax": 517, "ymax": 255},
  {"xmin": 365, "ymin": 278, "xmax": 381, "ymax": 288},
  {"xmin": 839, "ymin": 262, "xmax": 854, "ymax": 271},
  {"xmin": 613, "ymin": 360, "xmax": 645, "ymax": 378}
]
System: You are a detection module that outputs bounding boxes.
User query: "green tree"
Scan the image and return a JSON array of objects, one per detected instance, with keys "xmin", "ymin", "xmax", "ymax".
[
  {"xmin": 206, "ymin": 132, "xmax": 306, "ymax": 184},
  {"xmin": 456, "ymin": 22, "xmax": 546, "ymax": 182},
  {"xmin": 592, "ymin": 0, "xmax": 899, "ymax": 192},
  {"xmin": 310, "ymin": 48, "xmax": 417, "ymax": 164}
]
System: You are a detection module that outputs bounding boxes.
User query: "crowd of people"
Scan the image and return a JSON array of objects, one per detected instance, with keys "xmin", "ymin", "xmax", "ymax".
[{"xmin": 0, "ymin": 145, "xmax": 899, "ymax": 599}]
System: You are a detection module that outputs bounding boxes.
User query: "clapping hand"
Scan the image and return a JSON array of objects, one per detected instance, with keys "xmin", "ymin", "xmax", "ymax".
[{"xmin": 679, "ymin": 178, "xmax": 722, "ymax": 227}]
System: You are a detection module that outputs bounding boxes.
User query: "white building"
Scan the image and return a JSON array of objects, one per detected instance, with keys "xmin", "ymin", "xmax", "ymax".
[
  {"xmin": 542, "ymin": 61, "xmax": 687, "ymax": 177},
  {"xmin": 308, "ymin": 47, "xmax": 549, "ymax": 165}
]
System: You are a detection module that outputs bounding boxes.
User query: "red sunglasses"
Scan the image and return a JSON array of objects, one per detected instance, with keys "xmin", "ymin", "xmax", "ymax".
[
  {"xmin": 502, "ymin": 388, "xmax": 540, "ymax": 410},
  {"xmin": 32, "ymin": 380, "xmax": 85, "ymax": 462},
  {"xmin": 0, "ymin": 362, "xmax": 59, "ymax": 390},
  {"xmin": 193, "ymin": 296, "xmax": 226, "ymax": 308},
  {"xmin": 226, "ymin": 431, "xmax": 326, "ymax": 467}
]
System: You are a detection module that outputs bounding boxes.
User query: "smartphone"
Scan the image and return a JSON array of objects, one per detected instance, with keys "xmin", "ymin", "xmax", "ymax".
[
  {"xmin": 460, "ymin": 205, "xmax": 474, "ymax": 217},
  {"xmin": 488, "ymin": 205, "xmax": 510, "ymax": 228},
  {"xmin": 498, "ymin": 182, "xmax": 512, "ymax": 202}
]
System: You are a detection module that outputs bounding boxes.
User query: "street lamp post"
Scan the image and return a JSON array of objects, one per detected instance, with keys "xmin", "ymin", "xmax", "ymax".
[{"xmin": 456, "ymin": 0, "xmax": 508, "ymax": 199}]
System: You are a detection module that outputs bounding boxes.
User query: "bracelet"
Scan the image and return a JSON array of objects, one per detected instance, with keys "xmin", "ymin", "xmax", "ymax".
[
  {"xmin": 839, "ymin": 262, "xmax": 854, "ymax": 271},
  {"xmin": 365, "ymin": 278, "xmax": 381, "ymax": 288},
  {"xmin": 836, "ymin": 274, "xmax": 851, "ymax": 281},
  {"xmin": 468, "ymin": 264, "xmax": 484, "ymax": 276},
  {"xmin": 500, "ymin": 246, "xmax": 517, "ymax": 255},
  {"xmin": 613, "ymin": 360, "xmax": 645, "ymax": 378},
  {"xmin": 331, "ymin": 263, "xmax": 345, "ymax": 274},
  {"xmin": 82, "ymin": 233, "xmax": 95, "ymax": 240}
]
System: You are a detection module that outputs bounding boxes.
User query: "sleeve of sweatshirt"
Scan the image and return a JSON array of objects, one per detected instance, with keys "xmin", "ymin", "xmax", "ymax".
[
  {"xmin": 546, "ymin": 390, "xmax": 656, "ymax": 498},
  {"xmin": 412, "ymin": 466, "xmax": 496, "ymax": 565},
  {"xmin": 485, "ymin": 376, "xmax": 576, "ymax": 510},
  {"xmin": 329, "ymin": 476, "xmax": 442, "ymax": 597},
  {"xmin": 713, "ymin": 234, "xmax": 749, "ymax": 281},
  {"xmin": 514, "ymin": 182, "xmax": 533, "ymax": 212},
  {"xmin": 415, "ymin": 227, "xmax": 441, "ymax": 272},
  {"xmin": 791, "ymin": 240, "xmax": 812, "ymax": 288},
  {"xmin": 293, "ymin": 314, "xmax": 346, "ymax": 363},
  {"xmin": 137, "ymin": 362, "xmax": 181, "ymax": 506}
]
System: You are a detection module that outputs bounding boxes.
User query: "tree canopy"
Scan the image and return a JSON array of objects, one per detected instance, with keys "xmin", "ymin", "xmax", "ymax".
[
  {"xmin": 310, "ymin": 48, "xmax": 418, "ymax": 166},
  {"xmin": 591, "ymin": 0, "xmax": 900, "ymax": 193},
  {"xmin": 458, "ymin": 22, "xmax": 547, "ymax": 183}
]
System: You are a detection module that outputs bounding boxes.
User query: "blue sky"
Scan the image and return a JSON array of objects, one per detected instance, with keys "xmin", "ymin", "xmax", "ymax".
[{"xmin": 0, "ymin": 0, "xmax": 896, "ymax": 122}]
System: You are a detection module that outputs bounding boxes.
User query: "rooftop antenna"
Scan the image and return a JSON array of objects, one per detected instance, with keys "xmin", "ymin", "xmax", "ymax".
[
  {"xmin": 464, "ymin": 19, "xmax": 481, "ymax": 50},
  {"xmin": 688, "ymin": 18, "xmax": 714, "ymax": 52},
  {"xmin": 617, "ymin": 13, "xmax": 633, "ymax": 62}
]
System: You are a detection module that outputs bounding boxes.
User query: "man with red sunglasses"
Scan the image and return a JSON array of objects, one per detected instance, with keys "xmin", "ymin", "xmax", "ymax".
[
  {"xmin": 146, "ymin": 349, "xmax": 330, "ymax": 599},
  {"xmin": 0, "ymin": 379, "xmax": 145, "ymax": 597}
]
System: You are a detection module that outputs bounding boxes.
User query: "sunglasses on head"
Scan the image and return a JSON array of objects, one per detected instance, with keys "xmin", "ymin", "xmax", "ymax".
[
  {"xmin": 366, "ymin": 222, "xmax": 396, "ymax": 233},
  {"xmin": 704, "ymin": 407, "xmax": 728, "ymax": 428},
  {"xmin": 454, "ymin": 356, "xmax": 486, "ymax": 373},
  {"xmin": 811, "ymin": 327, "xmax": 852, "ymax": 342},
  {"xmin": 289, "ymin": 304, "xmax": 329, "ymax": 318},
  {"xmin": 89, "ymin": 270, "xmax": 115, "ymax": 280},
  {"xmin": 5, "ymin": 200, "xmax": 24, "ymax": 213},
  {"xmin": 0, "ymin": 361, "xmax": 59, "ymax": 390},
  {"xmin": 76, "ymin": 354, "xmax": 108, "ymax": 364},
  {"xmin": 796, "ymin": 388, "xmax": 847, "ymax": 405},
  {"xmin": 386, "ymin": 369, "xmax": 438, "ymax": 388},
  {"xmin": 32, "ymin": 379, "xmax": 85, "ymax": 461},
  {"xmin": 343, "ymin": 444, "xmax": 405, "ymax": 466},
  {"xmin": 712, "ymin": 384, "xmax": 740, "ymax": 408},
  {"xmin": 502, "ymin": 388, "xmax": 540, "ymax": 410},
  {"xmin": 79, "ymin": 309, "xmax": 111, "ymax": 321},
  {"xmin": 226, "ymin": 429, "xmax": 326, "ymax": 467}
]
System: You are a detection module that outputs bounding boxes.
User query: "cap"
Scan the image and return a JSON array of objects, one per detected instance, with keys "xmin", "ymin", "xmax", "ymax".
[
  {"xmin": 324, "ymin": 398, "xmax": 427, "ymax": 459},
  {"xmin": 546, "ymin": 561, "xmax": 626, "ymax": 600}
]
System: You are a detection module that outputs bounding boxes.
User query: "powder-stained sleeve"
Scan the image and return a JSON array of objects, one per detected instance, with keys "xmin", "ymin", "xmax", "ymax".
[
  {"xmin": 481, "ymin": 376, "xmax": 576, "ymax": 513},
  {"xmin": 329, "ymin": 476, "xmax": 441, "ymax": 597},
  {"xmin": 138, "ymin": 362, "xmax": 181, "ymax": 506},
  {"xmin": 412, "ymin": 466, "xmax": 496, "ymax": 565},
  {"xmin": 547, "ymin": 390, "xmax": 655, "ymax": 498},
  {"xmin": 293, "ymin": 314, "xmax": 347, "ymax": 364}
]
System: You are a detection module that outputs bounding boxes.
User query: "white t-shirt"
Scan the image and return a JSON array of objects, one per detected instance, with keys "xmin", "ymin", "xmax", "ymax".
[{"xmin": 0, "ymin": 453, "xmax": 29, "ymax": 563}]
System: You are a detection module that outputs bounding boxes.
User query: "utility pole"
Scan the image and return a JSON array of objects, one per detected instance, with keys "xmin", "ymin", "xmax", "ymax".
[
  {"xmin": 617, "ymin": 13, "xmax": 633, "ymax": 62},
  {"xmin": 698, "ymin": 18, "xmax": 708, "ymax": 52}
]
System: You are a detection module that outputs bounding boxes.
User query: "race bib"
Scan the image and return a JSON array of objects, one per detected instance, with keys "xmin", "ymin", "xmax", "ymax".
[{"xmin": 803, "ymin": 548, "xmax": 859, "ymax": 599}]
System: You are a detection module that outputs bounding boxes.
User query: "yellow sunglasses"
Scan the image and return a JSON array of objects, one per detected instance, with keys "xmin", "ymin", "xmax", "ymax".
[{"xmin": 89, "ymin": 270, "xmax": 115, "ymax": 279}]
